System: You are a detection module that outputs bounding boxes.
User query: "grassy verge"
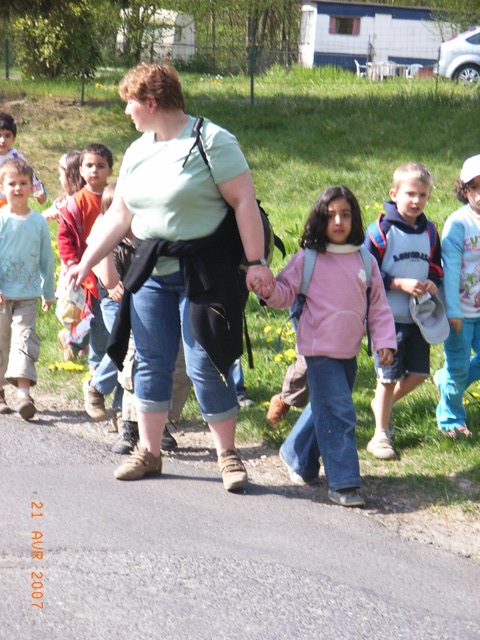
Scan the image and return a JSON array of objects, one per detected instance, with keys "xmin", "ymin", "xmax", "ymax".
[{"xmin": 1, "ymin": 66, "xmax": 479, "ymax": 514}]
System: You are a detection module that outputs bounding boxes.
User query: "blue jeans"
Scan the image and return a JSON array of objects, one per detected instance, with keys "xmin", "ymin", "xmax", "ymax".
[
  {"xmin": 282, "ymin": 356, "xmax": 360, "ymax": 491},
  {"xmin": 88, "ymin": 294, "xmax": 110, "ymax": 373},
  {"xmin": 435, "ymin": 318, "xmax": 480, "ymax": 431},
  {"xmin": 231, "ymin": 357, "xmax": 246, "ymax": 394},
  {"xmin": 131, "ymin": 272, "xmax": 238, "ymax": 422},
  {"xmin": 90, "ymin": 297, "xmax": 122, "ymax": 410},
  {"xmin": 280, "ymin": 403, "xmax": 320, "ymax": 481}
]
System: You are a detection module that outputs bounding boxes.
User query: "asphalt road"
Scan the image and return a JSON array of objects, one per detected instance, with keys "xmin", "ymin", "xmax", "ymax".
[{"xmin": 1, "ymin": 413, "xmax": 479, "ymax": 640}]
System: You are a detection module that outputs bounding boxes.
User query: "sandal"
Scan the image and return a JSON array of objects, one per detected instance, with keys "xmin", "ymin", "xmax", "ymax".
[{"xmin": 440, "ymin": 426, "xmax": 472, "ymax": 439}]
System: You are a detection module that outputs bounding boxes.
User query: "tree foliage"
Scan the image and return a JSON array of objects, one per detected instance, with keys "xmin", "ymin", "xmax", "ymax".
[{"xmin": 13, "ymin": 1, "xmax": 100, "ymax": 78}]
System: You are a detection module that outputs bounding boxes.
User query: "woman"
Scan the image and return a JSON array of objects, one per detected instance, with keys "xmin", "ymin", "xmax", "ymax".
[{"xmin": 69, "ymin": 63, "xmax": 274, "ymax": 491}]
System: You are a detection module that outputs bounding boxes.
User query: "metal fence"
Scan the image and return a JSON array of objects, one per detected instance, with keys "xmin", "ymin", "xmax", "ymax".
[{"xmin": 0, "ymin": 36, "xmax": 300, "ymax": 80}]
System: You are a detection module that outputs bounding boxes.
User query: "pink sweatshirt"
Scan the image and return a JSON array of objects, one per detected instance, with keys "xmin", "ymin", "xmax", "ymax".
[{"xmin": 264, "ymin": 244, "xmax": 396, "ymax": 359}]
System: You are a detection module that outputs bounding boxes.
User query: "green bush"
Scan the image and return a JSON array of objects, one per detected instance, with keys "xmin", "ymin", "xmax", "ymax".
[{"xmin": 13, "ymin": 3, "xmax": 100, "ymax": 79}]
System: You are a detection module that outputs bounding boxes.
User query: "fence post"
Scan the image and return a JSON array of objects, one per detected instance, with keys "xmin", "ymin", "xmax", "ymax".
[
  {"xmin": 80, "ymin": 72, "xmax": 86, "ymax": 106},
  {"xmin": 249, "ymin": 46, "xmax": 255, "ymax": 106},
  {"xmin": 5, "ymin": 38, "xmax": 10, "ymax": 80}
]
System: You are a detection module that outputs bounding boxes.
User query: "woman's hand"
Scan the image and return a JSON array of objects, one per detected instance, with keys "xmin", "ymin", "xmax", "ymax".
[
  {"xmin": 68, "ymin": 261, "xmax": 91, "ymax": 291},
  {"xmin": 246, "ymin": 264, "xmax": 275, "ymax": 295}
]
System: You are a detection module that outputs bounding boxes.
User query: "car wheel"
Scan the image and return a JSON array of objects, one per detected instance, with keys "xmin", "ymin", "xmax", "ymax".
[{"xmin": 453, "ymin": 64, "xmax": 480, "ymax": 83}]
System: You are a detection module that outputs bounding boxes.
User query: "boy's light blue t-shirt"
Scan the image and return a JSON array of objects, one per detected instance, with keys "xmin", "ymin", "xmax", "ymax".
[
  {"xmin": 0, "ymin": 209, "xmax": 55, "ymax": 301},
  {"xmin": 117, "ymin": 115, "xmax": 249, "ymax": 275}
]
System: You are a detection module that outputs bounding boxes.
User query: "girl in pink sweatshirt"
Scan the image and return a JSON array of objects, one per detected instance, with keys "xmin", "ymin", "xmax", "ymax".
[{"xmin": 259, "ymin": 186, "xmax": 396, "ymax": 507}]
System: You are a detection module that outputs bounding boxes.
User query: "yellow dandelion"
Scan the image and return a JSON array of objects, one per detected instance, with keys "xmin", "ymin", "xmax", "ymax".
[
  {"xmin": 264, "ymin": 325, "xmax": 273, "ymax": 333},
  {"xmin": 48, "ymin": 361, "xmax": 84, "ymax": 372},
  {"xmin": 274, "ymin": 354, "xmax": 283, "ymax": 361},
  {"xmin": 284, "ymin": 348, "xmax": 297, "ymax": 360}
]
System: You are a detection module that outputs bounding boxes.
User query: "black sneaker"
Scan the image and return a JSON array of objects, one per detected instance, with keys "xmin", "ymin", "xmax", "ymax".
[
  {"xmin": 111, "ymin": 421, "xmax": 139, "ymax": 455},
  {"xmin": 161, "ymin": 423, "xmax": 178, "ymax": 451}
]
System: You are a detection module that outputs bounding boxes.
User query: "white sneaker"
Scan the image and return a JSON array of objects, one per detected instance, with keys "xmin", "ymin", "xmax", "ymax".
[{"xmin": 367, "ymin": 431, "xmax": 397, "ymax": 460}]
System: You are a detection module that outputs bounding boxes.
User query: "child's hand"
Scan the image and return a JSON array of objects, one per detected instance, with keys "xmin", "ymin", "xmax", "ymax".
[
  {"xmin": 0, "ymin": 292, "xmax": 5, "ymax": 307},
  {"xmin": 377, "ymin": 348, "xmax": 394, "ymax": 366},
  {"xmin": 258, "ymin": 281, "xmax": 276, "ymax": 299},
  {"xmin": 449, "ymin": 318, "xmax": 462, "ymax": 335},
  {"xmin": 392, "ymin": 278, "xmax": 426, "ymax": 296},
  {"xmin": 246, "ymin": 265, "xmax": 276, "ymax": 297},
  {"xmin": 108, "ymin": 282, "xmax": 124, "ymax": 302},
  {"xmin": 35, "ymin": 191, "xmax": 47, "ymax": 205},
  {"xmin": 42, "ymin": 206, "xmax": 60, "ymax": 223},
  {"xmin": 41, "ymin": 300, "xmax": 53, "ymax": 312},
  {"xmin": 423, "ymin": 279, "xmax": 438, "ymax": 295}
]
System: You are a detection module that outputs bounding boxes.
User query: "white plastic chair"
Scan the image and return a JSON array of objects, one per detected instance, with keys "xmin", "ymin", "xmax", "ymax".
[
  {"xmin": 354, "ymin": 60, "xmax": 367, "ymax": 78},
  {"xmin": 406, "ymin": 64, "xmax": 423, "ymax": 78}
]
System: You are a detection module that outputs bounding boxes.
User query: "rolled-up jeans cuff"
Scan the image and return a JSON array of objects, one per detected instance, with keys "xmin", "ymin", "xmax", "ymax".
[
  {"xmin": 135, "ymin": 397, "xmax": 171, "ymax": 413},
  {"xmin": 201, "ymin": 404, "xmax": 238, "ymax": 424}
]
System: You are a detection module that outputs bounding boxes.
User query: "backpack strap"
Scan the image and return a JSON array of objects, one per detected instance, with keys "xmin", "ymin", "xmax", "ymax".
[
  {"xmin": 299, "ymin": 247, "xmax": 317, "ymax": 297},
  {"xmin": 367, "ymin": 216, "xmax": 387, "ymax": 261},
  {"xmin": 359, "ymin": 245, "xmax": 373, "ymax": 356},
  {"xmin": 282, "ymin": 248, "xmax": 317, "ymax": 344},
  {"xmin": 359, "ymin": 245, "xmax": 372, "ymax": 288},
  {"xmin": 182, "ymin": 116, "xmax": 208, "ymax": 168},
  {"xmin": 426, "ymin": 219, "xmax": 438, "ymax": 260}
]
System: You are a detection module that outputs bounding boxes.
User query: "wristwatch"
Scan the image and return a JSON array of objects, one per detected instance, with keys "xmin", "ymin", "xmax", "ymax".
[{"xmin": 245, "ymin": 257, "xmax": 269, "ymax": 267}]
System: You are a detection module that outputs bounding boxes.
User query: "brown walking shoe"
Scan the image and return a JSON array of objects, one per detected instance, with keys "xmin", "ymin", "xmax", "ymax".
[
  {"xmin": 17, "ymin": 395, "xmax": 36, "ymax": 421},
  {"xmin": 218, "ymin": 449, "xmax": 248, "ymax": 491},
  {"xmin": 267, "ymin": 393, "xmax": 290, "ymax": 426},
  {"xmin": 83, "ymin": 379, "xmax": 106, "ymax": 421},
  {"xmin": 114, "ymin": 446, "xmax": 162, "ymax": 481},
  {"xmin": 0, "ymin": 388, "xmax": 12, "ymax": 415}
]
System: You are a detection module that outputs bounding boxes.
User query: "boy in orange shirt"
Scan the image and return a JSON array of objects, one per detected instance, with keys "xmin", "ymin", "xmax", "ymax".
[{"xmin": 57, "ymin": 143, "xmax": 113, "ymax": 412}]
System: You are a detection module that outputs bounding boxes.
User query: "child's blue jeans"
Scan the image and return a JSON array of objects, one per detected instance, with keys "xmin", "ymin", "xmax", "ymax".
[
  {"xmin": 281, "ymin": 355, "xmax": 361, "ymax": 491},
  {"xmin": 435, "ymin": 318, "xmax": 480, "ymax": 431}
]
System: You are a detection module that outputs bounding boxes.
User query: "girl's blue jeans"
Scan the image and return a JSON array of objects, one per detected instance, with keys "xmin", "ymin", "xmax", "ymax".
[
  {"xmin": 435, "ymin": 318, "xmax": 480, "ymax": 431},
  {"xmin": 131, "ymin": 272, "xmax": 238, "ymax": 422},
  {"xmin": 280, "ymin": 355, "xmax": 361, "ymax": 492}
]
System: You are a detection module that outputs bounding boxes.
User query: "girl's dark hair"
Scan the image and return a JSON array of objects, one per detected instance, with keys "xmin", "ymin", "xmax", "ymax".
[
  {"xmin": 454, "ymin": 178, "xmax": 470, "ymax": 204},
  {"xmin": 300, "ymin": 185, "xmax": 365, "ymax": 252}
]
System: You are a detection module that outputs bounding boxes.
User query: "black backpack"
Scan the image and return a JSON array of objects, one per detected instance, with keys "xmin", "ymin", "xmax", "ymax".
[{"xmin": 182, "ymin": 116, "xmax": 286, "ymax": 268}]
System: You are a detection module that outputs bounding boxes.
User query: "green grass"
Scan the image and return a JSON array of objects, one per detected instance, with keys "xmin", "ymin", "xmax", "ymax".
[{"xmin": 1, "ymin": 65, "xmax": 479, "ymax": 512}]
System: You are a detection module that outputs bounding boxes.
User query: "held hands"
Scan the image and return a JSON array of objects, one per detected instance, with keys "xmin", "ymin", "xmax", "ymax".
[
  {"xmin": 377, "ymin": 348, "xmax": 395, "ymax": 366},
  {"xmin": 246, "ymin": 264, "xmax": 276, "ymax": 298}
]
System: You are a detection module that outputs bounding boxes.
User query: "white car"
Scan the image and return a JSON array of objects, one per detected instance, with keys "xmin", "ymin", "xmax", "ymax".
[{"xmin": 437, "ymin": 26, "xmax": 480, "ymax": 82}]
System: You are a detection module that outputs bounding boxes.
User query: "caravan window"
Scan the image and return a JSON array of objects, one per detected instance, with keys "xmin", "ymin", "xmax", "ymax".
[{"xmin": 329, "ymin": 16, "xmax": 360, "ymax": 36}]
